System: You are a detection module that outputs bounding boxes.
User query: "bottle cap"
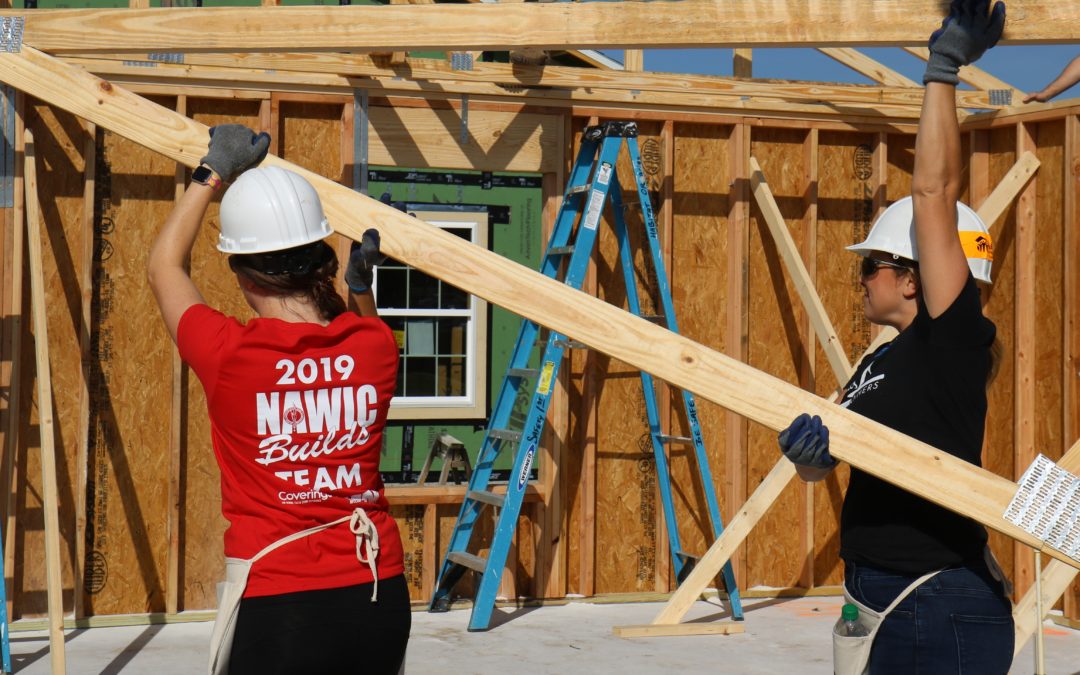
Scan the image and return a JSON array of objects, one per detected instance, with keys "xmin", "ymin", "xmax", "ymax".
[{"xmin": 841, "ymin": 603, "xmax": 859, "ymax": 621}]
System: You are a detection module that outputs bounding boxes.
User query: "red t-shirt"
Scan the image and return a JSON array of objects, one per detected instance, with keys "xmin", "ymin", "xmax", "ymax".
[{"xmin": 177, "ymin": 304, "xmax": 404, "ymax": 598}]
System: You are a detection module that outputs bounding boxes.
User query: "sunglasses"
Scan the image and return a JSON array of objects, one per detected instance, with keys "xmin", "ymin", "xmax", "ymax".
[{"xmin": 860, "ymin": 257, "xmax": 912, "ymax": 278}]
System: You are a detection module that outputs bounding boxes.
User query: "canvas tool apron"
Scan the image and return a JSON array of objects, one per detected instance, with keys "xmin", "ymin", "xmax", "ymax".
[{"xmin": 207, "ymin": 507, "xmax": 380, "ymax": 675}]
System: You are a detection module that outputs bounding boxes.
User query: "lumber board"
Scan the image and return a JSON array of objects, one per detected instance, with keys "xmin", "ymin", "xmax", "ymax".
[
  {"xmin": 166, "ymin": 96, "xmax": 185, "ymax": 617},
  {"xmin": 61, "ymin": 57, "xmax": 933, "ymax": 124},
  {"xmin": 817, "ymin": 49, "xmax": 920, "ymax": 89},
  {"xmin": 3, "ymin": 49, "xmax": 1078, "ymax": 589},
  {"xmin": 3, "ymin": 2, "xmax": 1076, "ymax": 53},
  {"xmin": 976, "ymin": 151, "xmax": 1040, "ymax": 229},
  {"xmin": 749, "ymin": 155, "xmax": 850, "ymax": 380},
  {"xmin": 1066, "ymin": 114, "xmax": 1080, "ymax": 623},
  {"xmin": 74, "ymin": 119, "xmax": 95, "ymax": 620},
  {"xmin": 66, "ymin": 53, "xmax": 1005, "ymax": 111},
  {"xmin": 24, "ymin": 128, "xmax": 66, "ymax": 674},
  {"xmin": 613, "ymin": 621, "xmax": 745, "ymax": 638}
]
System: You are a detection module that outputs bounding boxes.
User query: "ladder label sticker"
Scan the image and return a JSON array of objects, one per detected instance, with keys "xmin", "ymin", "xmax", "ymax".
[
  {"xmin": 596, "ymin": 161, "xmax": 613, "ymax": 186},
  {"xmin": 536, "ymin": 361, "xmax": 556, "ymax": 396},
  {"xmin": 583, "ymin": 189, "xmax": 605, "ymax": 230},
  {"xmin": 518, "ymin": 443, "xmax": 536, "ymax": 490}
]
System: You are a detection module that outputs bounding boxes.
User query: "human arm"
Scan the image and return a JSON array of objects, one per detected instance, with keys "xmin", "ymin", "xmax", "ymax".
[
  {"xmin": 147, "ymin": 125, "xmax": 269, "ymax": 341},
  {"xmin": 914, "ymin": 0, "xmax": 1004, "ymax": 318},
  {"xmin": 1024, "ymin": 55, "xmax": 1080, "ymax": 103}
]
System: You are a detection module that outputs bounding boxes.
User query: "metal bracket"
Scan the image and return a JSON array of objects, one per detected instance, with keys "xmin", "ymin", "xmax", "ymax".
[
  {"xmin": 0, "ymin": 17, "xmax": 24, "ymax": 53},
  {"xmin": 988, "ymin": 89, "xmax": 1013, "ymax": 107},
  {"xmin": 148, "ymin": 52, "xmax": 185, "ymax": 65},
  {"xmin": 353, "ymin": 89, "xmax": 369, "ymax": 196},
  {"xmin": 450, "ymin": 52, "xmax": 474, "ymax": 72},
  {"xmin": 460, "ymin": 94, "xmax": 469, "ymax": 145}
]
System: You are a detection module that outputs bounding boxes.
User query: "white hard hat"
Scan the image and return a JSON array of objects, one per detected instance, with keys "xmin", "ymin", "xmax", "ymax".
[
  {"xmin": 217, "ymin": 166, "xmax": 332, "ymax": 254},
  {"xmin": 846, "ymin": 196, "xmax": 993, "ymax": 283}
]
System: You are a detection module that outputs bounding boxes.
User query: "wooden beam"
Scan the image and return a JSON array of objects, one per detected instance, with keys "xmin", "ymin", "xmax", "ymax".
[
  {"xmin": 4, "ymin": 48, "xmax": 1079, "ymax": 585},
  {"xmin": 749, "ymin": 156, "xmax": 851, "ymax": 381},
  {"xmin": 24, "ymin": 128, "xmax": 67, "ymax": 675},
  {"xmin": 732, "ymin": 49, "xmax": 752, "ymax": 79},
  {"xmin": 623, "ymin": 50, "xmax": 643, "ymax": 72},
  {"xmin": 901, "ymin": 47, "xmax": 1023, "ymax": 103},
  {"xmin": 976, "ymin": 151, "xmax": 1040, "ymax": 230},
  {"xmin": 817, "ymin": 48, "xmax": 920, "ymax": 88},
  {"xmin": 63, "ymin": 53, "xmax": 1008, "ymax": 111},
  {"xmin": 166, "ymin": 95, "xmax": 186, "ymax": 616},
  {"xmin": 1066, "ymin": 114, "xmax": 1080, "ymax": 624},
  {"xmin": 1014, "ymin": 121, "xmax": 1038, "ymax": 599},
  {"xmin": 5, "ymin": 2, "xmax": 1076, "ymax": 53},
  {"xmin": 613, "ymin": 621, "xmax": 745, "ymax": 638}
]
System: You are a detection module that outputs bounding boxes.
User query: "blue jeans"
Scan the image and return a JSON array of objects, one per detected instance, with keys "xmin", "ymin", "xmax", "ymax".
[{"xmin": 844, "ymin": 561, "xmax": 1013, "ymax": 675}]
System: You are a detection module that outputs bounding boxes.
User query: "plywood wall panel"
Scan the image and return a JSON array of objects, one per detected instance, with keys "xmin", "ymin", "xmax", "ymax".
[
  {"xmin": 1033, "ymin": 121, "xmax": 1064, "ymax": 467},
  {"xmin": 593, "ymin": 120, "xmax": 665, "ymax": 594},
  {"xmin": 668, "ymin": 123, "xmax": 730, "ymax": 586},
  {"xmin": 982, "ymin": 125, "xmax": 1018, "ymax": 582},
  {"xmin": 745, "ymin": 128, "xmax": 811, "ymax": 588},
  {"xmin": 392, "ymin": 505, "xmax": 425, "ymax": 601},
  {"xmin": 79, "ymin": 98, "xmax": 178, "ymax": 615},
  {"xmin": 14, "ymin": 102, "xmax": 89, "ymax": 617},
  {"xmin": 812, "ymin": 131, "xmax": 877, "ymax": 586},
  {"xmin": 180, "ymin": 98, "xmax": 261, "ymax": 610}
]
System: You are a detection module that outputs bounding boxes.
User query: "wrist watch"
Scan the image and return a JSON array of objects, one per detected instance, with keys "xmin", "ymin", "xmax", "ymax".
[{"xmin": 191, "ymin": 164, "xmax": 223, "ymax": 190}]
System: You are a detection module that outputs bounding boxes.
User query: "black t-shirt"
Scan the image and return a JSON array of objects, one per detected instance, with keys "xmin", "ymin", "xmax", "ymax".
[{"xmin": 839, "ymin": 276, "xmax": 996, "ymax": 574}]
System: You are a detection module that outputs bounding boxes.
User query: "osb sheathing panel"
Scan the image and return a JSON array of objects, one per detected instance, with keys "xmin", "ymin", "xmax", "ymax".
[
  {"xmin": 593, "ymin": 120, "xmax": 665, "ymax": 594},
  {"xmin": 82, "ymin": 98, "xmax": 178, "ymax": 615},
  {"xmin": 563, "ymin": 117, "xmax": 590, "ymax": 595},
  {"xmin": 13, "ymin": 102, "xmax": 88, "ymax": 617},
  {"xmin": 812, "ymin": 131, "xmax": 877, "ymax": 587},
  {"xmin": 746, "ymin": 128, "xmax": 812, "ymax": 587},
  {"xmin": 181, "ymin": 98, "xmax": 261, "ymax": 610},
  {"xmin": 667, "ymin": 123, "xmax": 730, "ymax": 579},
  {"xmin": 392, "ymin": 505, "xmax": 425, "ymax": 600}
]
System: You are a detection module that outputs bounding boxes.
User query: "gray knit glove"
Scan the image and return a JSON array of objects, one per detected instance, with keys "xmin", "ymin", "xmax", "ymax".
[
  {"xmin": 924, "ymin": 0, "xmax": 1006, "ymax": 85},
  {"xmin": 345, "ymin": 229, "xmax": 386, "ymax": 294},
  {"xmin": 200, "ymin": 124, "xmax": 271, "ymax": 182}
]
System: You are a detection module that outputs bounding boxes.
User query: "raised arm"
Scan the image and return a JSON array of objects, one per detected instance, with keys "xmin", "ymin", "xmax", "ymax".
[
  {"xmin": 345, "ymin": 228, "xmax": 386, "ymax": 318},
  {"xmin": 1024, "ymin": 54, "xmax": 1080, "ymax": 104},
  {"xmin": 914, "ymin": 0, "xmax": 1005, "ymax": 318},
  {"xmin": 147, "ymin": 125, "xmax": 270, "ymax": 341}
]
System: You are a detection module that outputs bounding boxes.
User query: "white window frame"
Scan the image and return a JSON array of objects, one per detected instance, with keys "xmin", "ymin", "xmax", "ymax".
[{"xmin": 377, "ymin": 210, "xmax": 488, "ymax": 421}]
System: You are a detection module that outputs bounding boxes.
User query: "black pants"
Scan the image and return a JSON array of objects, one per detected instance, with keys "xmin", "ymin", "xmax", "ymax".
[{"xmin": 229, "ymin": 575, "xmax": 411, "ymax": 675}]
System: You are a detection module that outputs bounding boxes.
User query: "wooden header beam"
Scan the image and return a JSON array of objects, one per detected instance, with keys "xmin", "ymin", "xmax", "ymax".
[
  {"xmin": 1, "ymin": 2, "xmax": 1078, "ymax": 54},
  {"xmin": 1, "ymin": 46, "xmax": 1077, "ymax": 574},
  {"xmin": 67, "ymin": 52, "xmax": 1006, "ymax": 111}
]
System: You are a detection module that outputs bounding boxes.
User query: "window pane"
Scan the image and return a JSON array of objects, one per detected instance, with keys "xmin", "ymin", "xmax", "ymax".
[
  {"xmin": 441, "ymin": 282, "xmax": 469, "ymax": 310},
  {"xmin": 383, "ymin": 316, "xmax": 406, "ymax": 354},
  {"xmin": 408, "ymin": 270, "xmax": 439, "ymax": 309},
  {"xmin": 377, "ymin": 268, "xmax": 408, "ymax": 309},
  {"xmin": 406, "ymin": 319, "xmax": 436, "ymax": 356},
  {"xmin": 405, "ymin": 357, "xmax": 437, "ymax": 396},
  {"xmin": 439, "ymin": 355, "xmax": 466, "ymax": 396},
  {"xmin": 437, "ymin": 317, "xmax": 468, "ymax": 356}
]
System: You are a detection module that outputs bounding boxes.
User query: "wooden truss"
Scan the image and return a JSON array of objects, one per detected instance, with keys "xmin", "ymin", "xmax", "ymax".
[{"xmin": 0, "ymin": 1, "xmax": 1077, "ymax": 52}]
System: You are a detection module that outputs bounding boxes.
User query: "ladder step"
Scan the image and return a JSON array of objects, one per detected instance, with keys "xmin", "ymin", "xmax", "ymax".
[
  {"xmin": 468, "ymin": 489, "xmax": 506, "ymax": 509},
  {"xmin": 447, "ymin": 551, "xmax": 488, "ymax": 574},
  {"xmin": 508, "ymin": 367, "xmax": 539, "ymax": 379},
  {"xmin": 548, "ymin": 245, "xmax": 574, "ymax": 256},
  {"xmin": 488, "ymin": 428, "xmax": 522, "ymax": 443},
  {"xmin": 658, "ymin": 434, "xmax": 694, "ymax": 444},
  {"xmin": 566, "ymin": 183, "xmax": 591, "ymax": 195}
]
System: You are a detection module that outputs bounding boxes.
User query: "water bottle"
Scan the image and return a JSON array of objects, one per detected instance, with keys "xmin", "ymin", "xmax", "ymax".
[{"xmin": 836, "ymin": 603, "xmax": 869, "ymax": 637}]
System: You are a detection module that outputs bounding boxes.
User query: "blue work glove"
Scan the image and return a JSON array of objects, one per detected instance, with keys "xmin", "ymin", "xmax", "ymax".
[
  {"xmin": 345, "ymin": 229, "xmax": 385, "ymax": 293},
  {"xmin": 924, "ymin": 0, "xmax": 1006, "ymax": 85},
  {"xmin": 200, "ymin": 124, "xmax": 271, "ymax": 182},
  {"xmin": 777, "ymin": 414, "xmax": 836, "ymax": 469}
]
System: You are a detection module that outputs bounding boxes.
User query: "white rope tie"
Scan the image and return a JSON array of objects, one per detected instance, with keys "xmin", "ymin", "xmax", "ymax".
[{"xmin": 350, "ymin": 507, "xmax": 380, "ymax": 602}]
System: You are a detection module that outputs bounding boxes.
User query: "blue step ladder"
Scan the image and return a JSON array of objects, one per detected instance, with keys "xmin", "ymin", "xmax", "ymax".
[{"xmin": 429, "ymin": 121, "xmax": 743, "ymax": 631}]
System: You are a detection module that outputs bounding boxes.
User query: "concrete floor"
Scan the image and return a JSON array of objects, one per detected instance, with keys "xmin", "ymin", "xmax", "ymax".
[{"xmin": 9, "ymin": 596, "xmax": 1080, "ymax": 674}]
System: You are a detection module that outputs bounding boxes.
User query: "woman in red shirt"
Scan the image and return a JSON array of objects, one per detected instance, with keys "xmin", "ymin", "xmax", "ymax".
[{"xmin": 148, "ymin": 125, "xmax": 409, "ymax": 675}]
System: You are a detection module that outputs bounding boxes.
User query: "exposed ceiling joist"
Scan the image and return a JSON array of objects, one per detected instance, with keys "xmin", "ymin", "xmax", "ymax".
[
  {"xmin": 2, "ymin": 1, "xmax": 1078, "ymax": 54},
  {"xmin": 70, "ymin": 52, "xmax": 1005, "ymax": 110},
  {"xmin": 818, "ymin": 48, "xmax": 919, "ymax": 88}
]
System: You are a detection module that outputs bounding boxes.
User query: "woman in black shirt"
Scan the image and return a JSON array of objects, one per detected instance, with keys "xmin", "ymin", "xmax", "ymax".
[{"xmin": 777, "ymin": 1, "xmax": 1013, "ymax": 672}]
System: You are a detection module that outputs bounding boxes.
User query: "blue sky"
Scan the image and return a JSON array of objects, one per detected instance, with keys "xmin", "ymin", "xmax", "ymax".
[{"xmin": 603, "ymin": 46, "xmax": 1074, "ymax": 101}]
